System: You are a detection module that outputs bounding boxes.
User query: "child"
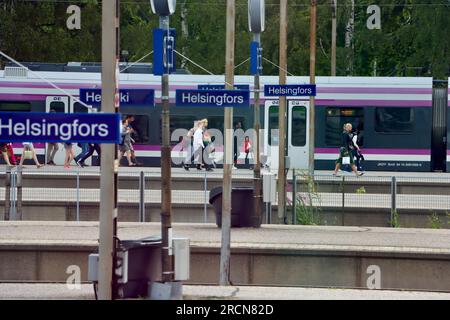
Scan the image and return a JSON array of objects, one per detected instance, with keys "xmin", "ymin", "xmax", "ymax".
[{"xmin": 244, "ymin": 136, "xmax": 252, "ymax": 166}]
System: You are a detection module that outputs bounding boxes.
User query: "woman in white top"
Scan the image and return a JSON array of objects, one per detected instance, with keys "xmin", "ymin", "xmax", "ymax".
[{"xmin": 193, "ymin": 120, "xmax": 205, "ymax": 170}]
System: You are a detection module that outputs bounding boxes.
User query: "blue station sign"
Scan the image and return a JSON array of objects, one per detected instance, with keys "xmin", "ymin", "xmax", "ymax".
[
  {"xmin": 79, "ymin": 89, "xmax": 155, "ymax": 107},
  {"xmin": 0, "ymin": 112, "xmax": 121, "ymax": 143},
  {"xmin": 176, "ymin": 89, "xmax": 250, "ymax": 108},
  {"xmin": 198, "ymin": 84, "xmax": 250, "ymax": 91},
  {"xmin": 264, "ymin": 84, "xmax": 316, "ymax": 97}
]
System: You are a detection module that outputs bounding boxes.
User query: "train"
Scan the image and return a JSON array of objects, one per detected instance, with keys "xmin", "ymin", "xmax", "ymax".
[{"xmin": 0, "ymin": 62, "xmax": 448, "ymax": 172}]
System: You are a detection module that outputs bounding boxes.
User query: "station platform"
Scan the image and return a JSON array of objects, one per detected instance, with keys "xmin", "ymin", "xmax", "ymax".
[
  {"xmin": 1, "ymin": 283, "xmax": 450, "ymax": 300},
  {"xmin": 1, "ymin": 221, "xmax": 450, "ymax": 292}
]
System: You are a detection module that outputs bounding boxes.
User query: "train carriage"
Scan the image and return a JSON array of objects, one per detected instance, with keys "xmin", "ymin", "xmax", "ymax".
[{"xmin": 0, "ymin": 63, "xmax": 447, "ymax": 172}]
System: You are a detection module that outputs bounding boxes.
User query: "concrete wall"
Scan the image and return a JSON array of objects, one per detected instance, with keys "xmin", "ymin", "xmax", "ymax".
[{"xmin": 1, "ymin": 245, "xmax": 450, "ymax": 291}]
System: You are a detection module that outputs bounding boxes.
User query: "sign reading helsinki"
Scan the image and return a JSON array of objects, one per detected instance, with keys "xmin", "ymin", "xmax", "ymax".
[
  {"xmin": 264, "ymin": 84, "xmax": 316, "ymax": 97},
  {"xmin": 79, "ymin": 89, "xmax": 155, "ymax": 107},
  {"xmin": 0, "ymin": 112, "xmax": 120, "ymax": 143},
  {"xmin": 175, "ymin": 89, "xmax": 250, "ymax": 108}
]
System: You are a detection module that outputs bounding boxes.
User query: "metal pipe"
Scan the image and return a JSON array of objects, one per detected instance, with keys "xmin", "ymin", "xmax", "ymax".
[
  {"xmin": 139, "ymin": 171, "xmax": 145, "ymax": 222},
  {"xmin": 16, "ymin": 166, "xmax": 22, "ymax": 220},
  {"xmin": 391, "ymin": 176, "xmax": 397, "ymax": 227},
  {"xmin": 4, "ymin": 166, "xmax": 11, "ymax": 221},
  {"xmin": 292, "ymin": 170, "xmax": 297, "ymax": 224},
  {"xmin": 253, "ymin": 33, "xmax": 262, "ymax": 230}
]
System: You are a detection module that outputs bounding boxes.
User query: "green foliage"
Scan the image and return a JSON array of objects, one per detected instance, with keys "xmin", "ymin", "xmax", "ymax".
[
  {"xmin": 294, "ymin": 174, "xmax": 322, "ymax": 226},
  {"xmin": 356, "ymin": 186, "xmax": 366, "ymax": 194},
  {"xmin": 0, "ymin": 1, "xmax": 448, "ymax": 78},
  {"xmin": 428, "ymin": 212, "xmax": 442, "ymax": 229},
  {"xmin": 390, "ymin": 209, "xmax": 400, "ymax": 228}
]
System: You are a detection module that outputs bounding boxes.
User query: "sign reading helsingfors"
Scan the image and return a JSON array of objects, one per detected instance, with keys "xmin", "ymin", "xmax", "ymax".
[
  {"xmin": 0, "ymin": 112, "xmax": 121, "ymax": 143},
  {"xmin": 175, "ymin": 89, "xmax": 250, "ymax": 108}
]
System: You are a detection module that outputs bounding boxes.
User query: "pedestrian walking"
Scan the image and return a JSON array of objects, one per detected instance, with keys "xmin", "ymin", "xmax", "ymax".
[{"xmin": 333, "ymin": 123, "xmax": 363, "ymax": 176}]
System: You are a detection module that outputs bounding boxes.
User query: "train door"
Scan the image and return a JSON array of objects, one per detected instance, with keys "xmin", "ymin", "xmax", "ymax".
[
  {"xmin": 45, "ymin": 96, "xmax": 83, "ymax": 166},
  {"xmin": 288, "ymin": 100, "xmax": 309, "ymax": 169},
  {"xmin": 263, "ymin": 99, "xmax": 310, "ymax": 171}
]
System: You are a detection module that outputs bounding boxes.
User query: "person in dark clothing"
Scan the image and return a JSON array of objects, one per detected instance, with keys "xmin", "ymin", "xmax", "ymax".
[
  {"xmin": 77, "ymin": 143, "xmax": 101, "ymax": 167},
  {"xmin": 333, "ymin": 123, "xmax": 363, "ymax": 176},
  {"xmin": 233, "ymin": 121, "xmax": 242, "ymax": 169}
]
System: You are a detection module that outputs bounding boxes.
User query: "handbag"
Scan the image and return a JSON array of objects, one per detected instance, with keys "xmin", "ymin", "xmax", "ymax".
[{"xmin": 342, "ymin": 156, "xmax": 350, "ymax": 165}]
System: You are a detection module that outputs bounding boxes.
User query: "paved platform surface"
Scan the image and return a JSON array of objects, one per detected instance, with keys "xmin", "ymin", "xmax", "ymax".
[
  {"xmin": 1, "ymin": 283, "xmax": 449, "ymax": 300},
  {"xmin": 1, "ymin": 221, "xmax": 450, "ymax": 255},
  {"xmin": 3, "ymin": 166, "xmax": 450, "ymax": 179}
]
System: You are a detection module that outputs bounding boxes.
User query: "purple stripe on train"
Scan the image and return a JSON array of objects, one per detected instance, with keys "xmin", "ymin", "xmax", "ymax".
[
  {"xmin": 0, "ymin": 93, "xmax": 432, "ymax": 108},
  {"xmin": 315, "ymin": 148, "xmax": 431, "ymax": 155}
]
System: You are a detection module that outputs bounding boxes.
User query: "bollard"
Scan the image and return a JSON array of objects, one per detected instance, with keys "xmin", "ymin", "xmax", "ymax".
[
  {"xmin": 4, "ymin": 166, "xmax": 11, "ymax": 220},
  {"xmin": 16, "ymin": 166, "xmax": 22, "ymax": 220},
  {"xmin": 139, "ymin": 171, "xmax": 145, "ymax": 222}
]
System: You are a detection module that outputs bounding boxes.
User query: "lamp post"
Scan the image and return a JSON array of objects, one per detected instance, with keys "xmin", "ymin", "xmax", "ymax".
[
  {"xmin": 248, "ymin": 0, "xmax": 265, "ymax": 226},
  {"xmin": 150, "ymin": 0, "xmax": 176, "ymax": 285}
]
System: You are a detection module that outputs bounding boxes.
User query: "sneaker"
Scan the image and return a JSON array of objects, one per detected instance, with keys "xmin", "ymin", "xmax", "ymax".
[
  {"xmin": 357, "ymin": 171, "xmax": 364, "ymax": 176},
  {"xmin": 232, "ymin": 165, "xmax": 238, "ymax": 170},
  {"xmin": 206, "ymin": 167, "xmax": 213, "ymax": 171},
  {"xmin": 77, "ymin": 161, "xmax": 86, "ymax": 168}
]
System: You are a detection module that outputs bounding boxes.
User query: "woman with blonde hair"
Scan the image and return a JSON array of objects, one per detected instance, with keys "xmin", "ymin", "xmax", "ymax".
[{"xmin": 333, "ymin": 123, "xmax": 363, "ymax": 176}]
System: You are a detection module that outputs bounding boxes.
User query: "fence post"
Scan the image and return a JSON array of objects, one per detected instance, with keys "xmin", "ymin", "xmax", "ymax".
[
  {"xmin": 292, "ymin": 170, "xmax": 297, "ymax": 225},
  {"xmin": 341, "ymin": 175, "xmax": 345, "ymax": 226},
  {"xmin": 204, "ymin": 169, "xmax": 207, "ymax": 223},
  {"xmin": 139, "ymin": 171, "xmax": 145, "ymax": 222},
  {"xmin": 16, "ymin": 166, "xmax": 22, "ymax": 220},
  {"xmin": 390, "ymin": 176, "xmax": 397, "ymax": 227},
  {"xmin": 76, "ymin": 171, "xmax": 80, "ymax": 222},
  {"xmin": 4, "ymin": 166, "xmax": 11, "ymax": 220}
]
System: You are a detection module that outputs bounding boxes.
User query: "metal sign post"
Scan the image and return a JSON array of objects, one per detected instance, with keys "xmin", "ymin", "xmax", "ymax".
[
  {"xmin": 151, "ymin": 0, "xmax": 176, "ymax": 294},
  {"xmin": 309, "ymin": 0, "xmax": 317, "ymax": 175},
  {"xmin": 248, "ymin": 0, "xmax": 265, "ymax": 231},
  {"xmin": 278, "ymin": 0, "xmax": 288, "ymax": 224}
]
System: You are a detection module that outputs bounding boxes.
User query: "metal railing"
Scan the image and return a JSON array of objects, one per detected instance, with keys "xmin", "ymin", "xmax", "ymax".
[{"xmin": 1, "ymin": 166, "xmax": 449, "ymax": 228}]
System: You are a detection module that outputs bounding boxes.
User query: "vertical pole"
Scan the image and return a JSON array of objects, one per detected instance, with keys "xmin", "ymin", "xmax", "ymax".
[
  {"xmin": 160, "ymin": 16, "xmax": 174, "ymax": 283},
  {"xmin": 4, "ymin": 166, "xmax": 11, "ymax": 221},
  {"xmin": 16, "ymin": 166, "xmax": 22, "ymax": 221},
  {"xmin": 11, "ymin": 169, "xmax": 16, "ymax": 220},
  {"xmin": 309, "ymin": 0, "xmax": 317, "ymax": 176},
  {"xmin": 220, "ymin": 0, "xmax": 235, "ymax": 286},
  {"xmin": 292, "ymin": 169, "xmax": 296, "ymax": 224},
  {"xmin": 139, "ymin": 171, "xmax": 145, "ymax": 222},
  {"xmin": 341, "ymin": 175, "xmax": 345, "ymax": 226},
  {"xmin": 98, "ymin": 0, "xmax": 119, "ymax": 300},
  {"xmin": 76, "ymin": 171, "xmax": 80, "ymax": 222},
  {"xmin": 204, "ymin": 170, "xmax": 207, "ymax": 223},
  {"xmin": 253, "ymin": 33, "xmax": 262, "ymax": 229},
  {"xmin": 391, "ymin": 176, "xmax": 397, "ymax": 227},
  {"xmin": 331, "ymin": 0, "xmax": 337, "ymax": 76},
  {"xmin": 278, "ymin": 0, "xmax": 288, "ymax": 224}
]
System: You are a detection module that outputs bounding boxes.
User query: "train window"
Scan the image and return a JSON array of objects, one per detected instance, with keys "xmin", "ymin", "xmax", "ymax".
[
  {"xmin": 375, "ymin": 107, "xmax": 413, "ymax": 133},
  {"xmin": 125, "ymin": 115, "xmax": 150, "ymax": 143},
  {"xmin": 268, "ymin": 106, "xmax": 279, "ymax": 146},
  {"xmin": 49, "ymin": 101, "xmax": 66, "ymax": 113},
  {"xmin": 73, "ymin": 102, "xmax": 89, "ymax": 113},
  {"xmin": 325, "ymin": 107, "xmax": 364, "ymax": 146},
  {"xmin": 291, "ymin": 106, "xmax": 307, "ymax": 146},
  {"xmin": 0, "ymin": 101, "xmax": 31, "ymax": 112}
]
